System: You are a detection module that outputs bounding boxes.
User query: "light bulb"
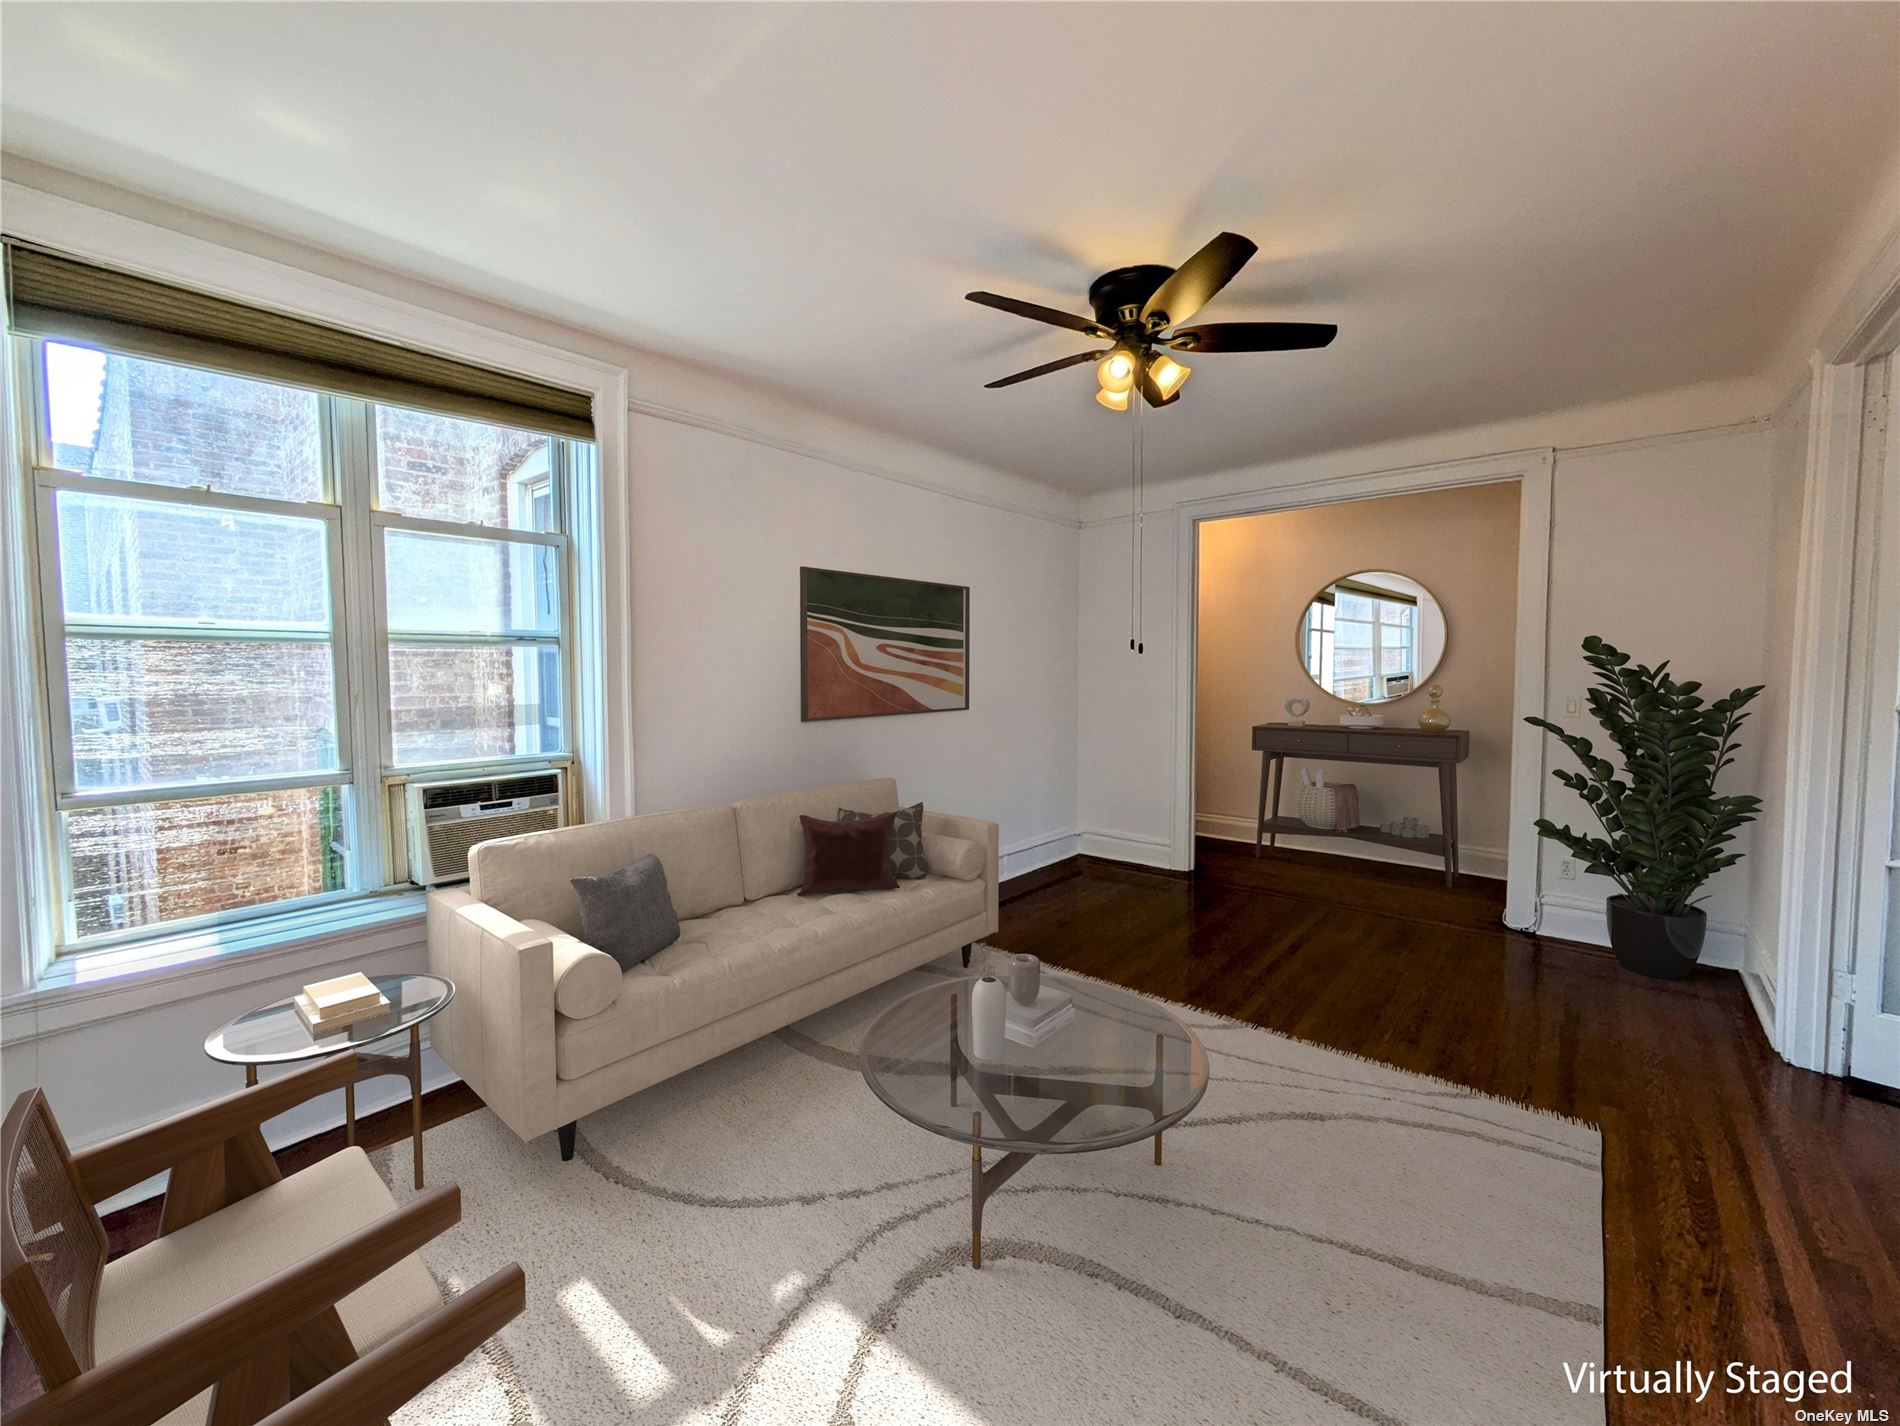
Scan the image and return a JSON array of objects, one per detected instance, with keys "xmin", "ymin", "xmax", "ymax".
[
  {"xmin": 1096, "ymin": 386, "xmax": 1130, "ymax": 411},
  {"xmin": 1097, "ymin": 350, "xmax": 1137, "ymax": 395},
  {"xmin": 1149, "ymin": 353, "xmax": 1191, "ymax": 397}
]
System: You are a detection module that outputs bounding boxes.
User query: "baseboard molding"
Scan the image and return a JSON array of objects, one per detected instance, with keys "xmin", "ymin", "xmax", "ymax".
[
  {"xmin": 1195, "ymin": 813, "xmax": 1507, "ymax": 880},
  {"xmin": 1536, "ymin": 892, "xmax": 1745, "ymax": 971},
  {"xmin": 1000, "ymin": 831, "xmax": 1081, "ymax": 880},
  {"xmin": 1741, "ymin": 969, "xmax": 1778, "ymax": 1046},
  {"xmin": 1077, "ymin": 827, "xmax": 1176, "ymax": 868}
]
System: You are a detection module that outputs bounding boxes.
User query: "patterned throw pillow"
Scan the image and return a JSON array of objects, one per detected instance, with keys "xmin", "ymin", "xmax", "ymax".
[{"xmin": 838, "ymin": 802, "xmax": 929, "ymax": 880}]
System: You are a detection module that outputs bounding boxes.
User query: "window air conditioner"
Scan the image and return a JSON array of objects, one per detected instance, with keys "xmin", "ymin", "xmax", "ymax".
[{"xmin": 405, "ymin": 768, "xmax": 567, "ymax": 887}]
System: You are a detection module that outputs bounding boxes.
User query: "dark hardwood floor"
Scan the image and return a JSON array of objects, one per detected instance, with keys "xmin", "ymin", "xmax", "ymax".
[
  {"xmin": 993, "ymin": 840, "xmax": 1900, "ymax": 1425},
  {"xmin": 22, "ymin": 840, "xmax": 1893, "ymax": 1423}
]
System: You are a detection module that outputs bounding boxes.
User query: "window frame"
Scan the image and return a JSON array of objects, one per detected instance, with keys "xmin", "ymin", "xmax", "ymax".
[
  {"xmin": 1304, "ymin": 591, "xmax": 1417, "ymax": 701},
  {"xmin": 16, "ymin": 336, "xmax": 586, "ymax": 954}
]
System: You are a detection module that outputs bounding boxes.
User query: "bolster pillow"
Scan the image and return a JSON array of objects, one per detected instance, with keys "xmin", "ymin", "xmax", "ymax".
[
  {"xmin": 522, "ymin": 917, "xmax": 621, "ymax": 1019},
  {"xmin": 923, "ymin": 833, "xmax": 984, "ymax": 881}
]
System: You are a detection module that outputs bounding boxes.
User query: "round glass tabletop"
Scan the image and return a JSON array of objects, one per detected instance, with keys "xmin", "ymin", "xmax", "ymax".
[
  {"xmin": 205, "ymin": 973, "xmax": 454, "ymax": 1066},
  {"xmin": 859, "ymin": 971, "xmax": 1208, "ymax": 1154}
]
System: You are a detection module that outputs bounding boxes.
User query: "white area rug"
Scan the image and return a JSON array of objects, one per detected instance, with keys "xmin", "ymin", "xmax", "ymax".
[{"xmin": 378, "ymin": 952, "xmax": 1603, "ymax": 1425}]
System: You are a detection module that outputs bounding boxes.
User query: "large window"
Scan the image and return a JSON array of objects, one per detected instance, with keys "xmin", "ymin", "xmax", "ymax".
[{"xmin": 23, "ymin": 339, "xmax": 590, "ymax": 947}]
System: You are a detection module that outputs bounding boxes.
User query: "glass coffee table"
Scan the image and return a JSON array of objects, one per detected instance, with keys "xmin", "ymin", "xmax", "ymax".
[
  {"xmin": 860, "ymin": 970, "xmax": 1209, "ymax": 1269},
  {"xmin": 205, "ymin": 973, "xmax": 454, "ymax": 1189}
]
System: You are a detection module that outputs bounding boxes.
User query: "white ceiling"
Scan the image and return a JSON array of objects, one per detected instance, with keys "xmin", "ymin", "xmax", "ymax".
[{"xmin": 3, "ymin": 3, "xmax": 1896, "ymax": 492}]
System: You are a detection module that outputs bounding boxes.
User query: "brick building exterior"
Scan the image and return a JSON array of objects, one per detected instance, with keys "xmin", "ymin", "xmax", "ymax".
[{"xmin": 61, "ymin": 356, "xmax": 546, "ymax": 937}]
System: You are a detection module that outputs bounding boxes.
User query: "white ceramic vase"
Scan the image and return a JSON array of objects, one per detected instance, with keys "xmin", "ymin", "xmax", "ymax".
[{"xmin": 970, "ymin": 976, "xmax": 1007, "ymax": 1059}]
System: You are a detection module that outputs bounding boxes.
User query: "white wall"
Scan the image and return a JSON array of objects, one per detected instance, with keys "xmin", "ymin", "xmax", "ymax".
[
  {"xmin": 0, "ymin": 172, "xmax": 1081, "ymax": 1159},
  {"xmin": 1077, "ymin": 416, "xmax": 1782, "ymax": 967},
  {"xmin": 625, "ymin": 411, "xmax": 1078, "ymax": 865}
]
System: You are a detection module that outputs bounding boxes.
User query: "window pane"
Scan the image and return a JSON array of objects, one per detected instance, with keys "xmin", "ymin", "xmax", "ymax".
[
  {"xmin": 375, "ymin": 405, "xmax": 551, "ymax": 528},
  {"xmin": 1335, "ymin": 619, "xmax": 1373, "ymax": 648},
  {"xmin": 388, "ymin": 644, "xmax": 563, "ymax": 765},
  {"xmin": 1336, "ymin": 592, "xmax": 1374, "ymax": 620},
  {"xmin": 1381, "ymin": 646, "xmax": 1412, "ymax": 674},
  {"xmin": 55, "ymin": 489, "xmax": 330, "ymax": 629},
  {"xmin": 45, "ymin": 342, "xmax": 322, "ymax": 502},
  {"xmin": 65, "ymin": 638, "xmax": 340, "ymax": 790},
  {"xmin": 65, "ymin": 786, "xmax": 345, "ymax": 939},
  {"xmin": 385, "ymin": 529, "xmax": 560, "ymax": 637}
]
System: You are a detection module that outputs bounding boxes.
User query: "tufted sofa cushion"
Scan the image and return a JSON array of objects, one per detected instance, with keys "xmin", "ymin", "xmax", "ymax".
[{"xmin": 554, "ymin": 875, "xmax": 984, "ymax": 1080}]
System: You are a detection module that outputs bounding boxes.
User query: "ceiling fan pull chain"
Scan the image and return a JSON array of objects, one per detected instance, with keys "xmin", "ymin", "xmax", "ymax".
[
  {"xmin": 1133, "ymin": 386, "xmax": 1145, "ymax": 655},
  {"xmin": 1129, "ymin": 381, "xmax": 1138, "ymax": 651}
]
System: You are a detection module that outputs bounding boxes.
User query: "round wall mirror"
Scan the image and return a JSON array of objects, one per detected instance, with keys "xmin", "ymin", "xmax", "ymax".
[{"xmin": 1297, "ymin": 571, "xmax": 1445, "ymax": 705}]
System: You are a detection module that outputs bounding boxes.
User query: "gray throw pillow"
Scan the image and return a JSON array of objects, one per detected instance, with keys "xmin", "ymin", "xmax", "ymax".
[
  {"xmin": 838, "ymin": 802, "xmax": 929, "ymax": 880},
  {"xmin": 571, "ymin": 854, "xmax": 680, "ymax": 971}
]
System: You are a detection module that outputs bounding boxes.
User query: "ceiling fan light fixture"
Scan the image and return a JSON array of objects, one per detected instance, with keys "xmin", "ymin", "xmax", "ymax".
[
  {"xmin": 1097, "ymin": 349, "xmax": 1137, "ymax": 395},
  {"xmin": 1149, "ymin": 353, "xmax": 1191, "ymax": 398},
  {"xmin": 1095, "ymin": 386, "xmax": 1130, "ymax": 411}
]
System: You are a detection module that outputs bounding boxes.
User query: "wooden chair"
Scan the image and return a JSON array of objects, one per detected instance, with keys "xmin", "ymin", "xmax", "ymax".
[{"xmin": 1, "ymin": 1057, "xmax": 524, "ymax": 1426}]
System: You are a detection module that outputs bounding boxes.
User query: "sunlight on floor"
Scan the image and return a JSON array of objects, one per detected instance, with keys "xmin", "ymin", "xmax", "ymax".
[
  {"xmin": 670, "ymin": 1294, "xmax": 734, "ymax": 1347},
  {"xmin": 559, "ymin": 1278, "xmax": 676, "ymax": 1405},
  {"xmin": 771, "ymin": 1269, "xmax": 807, "ymax": 1305}
]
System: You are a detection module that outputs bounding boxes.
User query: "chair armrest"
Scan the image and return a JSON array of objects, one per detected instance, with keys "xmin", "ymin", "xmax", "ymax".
[
  {"xmin": 9, "ymin": 1186, "xmax": 462, "ymax": 1426},
  {"xmin": 255, "ymin": 1265, "xmax": 525, "ymax": 1426},
  {"xmin": 72, "ymin": 1055, "xmax": 361, "ymax": 1204},
  {"xmin": 426, "ymin": 889, "xmax": 558, "ymax": 1141},
  {"xmin": 922, "ymin": 811, "xmax": 999, "ymax": 935}
]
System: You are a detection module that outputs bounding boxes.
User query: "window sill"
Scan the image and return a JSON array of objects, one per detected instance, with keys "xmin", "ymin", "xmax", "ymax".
[{"xmin": 2, "ymin": 892, "xmax": 429, "ymax": 1042}]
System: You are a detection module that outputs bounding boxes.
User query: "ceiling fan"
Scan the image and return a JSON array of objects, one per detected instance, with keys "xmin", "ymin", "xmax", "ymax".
[{"xmin": 966, "ymin": 231, "xmax": 1337, "ymax": 409}]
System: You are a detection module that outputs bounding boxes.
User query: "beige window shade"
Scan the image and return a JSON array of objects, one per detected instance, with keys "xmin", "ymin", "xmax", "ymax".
[{"xmin": 5, "ymin": 243, "xmax": 594, "ymax": 439}]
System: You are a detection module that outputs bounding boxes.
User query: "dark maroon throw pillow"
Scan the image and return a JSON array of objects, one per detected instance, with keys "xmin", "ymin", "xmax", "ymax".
[{"xmin": 799, "ymin": 812, "xmax": 899, "ymax": 895}]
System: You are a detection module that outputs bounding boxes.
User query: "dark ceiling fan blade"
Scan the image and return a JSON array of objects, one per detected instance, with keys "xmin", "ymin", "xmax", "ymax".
[
  {"xmin": 1167, "ymin": 322, "xmax": 1338, "ymax": 353},
  {"xmin": 984, "ymin": 350, "xmax": 1104, "ymax": 389},
  {"xmin": 1140, "ymin": 232, "xmax": 1258, "ymax": 328},
  {"xmin": 966, "ymin": 291, "xmax": 1111, "ymax": 337}
]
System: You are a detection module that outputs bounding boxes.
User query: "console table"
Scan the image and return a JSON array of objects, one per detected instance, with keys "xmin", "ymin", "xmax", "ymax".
[{"xmin": 1251, "ymin": 723, "xmax": 1471, "ymax": 885}]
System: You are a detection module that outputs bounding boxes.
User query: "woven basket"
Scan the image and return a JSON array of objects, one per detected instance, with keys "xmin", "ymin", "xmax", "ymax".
[{"xmin": 1296, "ymin": 770, "xmax": 1359, "ymax": 831}]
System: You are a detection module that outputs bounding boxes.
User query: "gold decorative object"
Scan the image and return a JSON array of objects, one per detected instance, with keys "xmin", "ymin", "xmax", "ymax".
[{"xmin": 1418, "ymin": 683, "xmax": 1451, "ymax": 733}]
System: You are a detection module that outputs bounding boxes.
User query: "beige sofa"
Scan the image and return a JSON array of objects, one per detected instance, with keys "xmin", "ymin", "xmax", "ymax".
[{"xmin": 427, "ymin": 778, "xmax": 997, "ymax": 1157}]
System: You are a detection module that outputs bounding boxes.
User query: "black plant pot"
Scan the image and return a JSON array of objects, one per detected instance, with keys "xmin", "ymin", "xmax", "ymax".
[{"xmin": 1605, "ymin": 896, "xmax": 1706, "ymax": 980}]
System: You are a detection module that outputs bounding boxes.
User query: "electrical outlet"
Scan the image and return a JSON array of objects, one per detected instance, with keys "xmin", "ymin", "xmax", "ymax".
[
  {"xmin": 1559, "ymin": 859, "xmax": 1578, "ymax": 881},
  {"xmin": 1564, "ymin": 696, "xmax": 1580, "ymax": 716}
]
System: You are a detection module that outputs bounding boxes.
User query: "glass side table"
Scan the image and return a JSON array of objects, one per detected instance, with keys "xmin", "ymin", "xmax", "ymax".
[{"xmin": 205, "ymin": 973, "xmax": 454, "ymax": 1189}]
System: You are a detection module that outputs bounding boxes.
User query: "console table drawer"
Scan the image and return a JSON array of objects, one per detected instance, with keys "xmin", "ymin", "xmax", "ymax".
[
  {"xmin": 1348, "ymin": 733, "xmax": 1454, "ymax": 760},
  {"xmin": 1253, "ymin": 728, "xmax": 1352, "ymax": 754}
]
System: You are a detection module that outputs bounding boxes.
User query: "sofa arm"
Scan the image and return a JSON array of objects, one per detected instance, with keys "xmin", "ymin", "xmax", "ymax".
[
  {"xmin": 426, "ymin": 890, "xmax": 559, "ymax": 1142},
  {"xmin": 922, "ymin": 811, "xmax": 999, "ymax": 936}
]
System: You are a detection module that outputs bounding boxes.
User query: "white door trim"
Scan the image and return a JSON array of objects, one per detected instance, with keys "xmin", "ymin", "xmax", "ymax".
[
  {"xmin": 1167, "ymin": 447, "xmax": 1555, "ymax": 929},
  {"xmin": 1847, "ymin": 356, "xmax": 1899, "ymax": 1088},
  {"xmin": 1774, "ymin": 217, "xmax": 1900, "ymax": 1074}
]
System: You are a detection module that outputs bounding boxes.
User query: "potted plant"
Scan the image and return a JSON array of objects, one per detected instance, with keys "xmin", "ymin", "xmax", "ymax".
[{"xmin": 1525, "ymin": 636, "xmax": 1762, "ymax": 980}]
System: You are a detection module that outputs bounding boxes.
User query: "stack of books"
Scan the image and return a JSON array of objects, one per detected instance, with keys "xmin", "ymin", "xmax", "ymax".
[
  {"xmin": 1004, "ymin": 985, "xmax": 1075, "ymax": 1047},
  {"xmin": 295, "ymin": 972, "xmax": 391, "ymax": 1036}
]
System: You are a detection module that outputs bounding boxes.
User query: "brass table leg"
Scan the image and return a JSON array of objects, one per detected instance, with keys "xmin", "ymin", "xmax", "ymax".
[
  {"xmin": 345, "ymin": 1082, "xmax": 355, "ymax": 1147},
  {"xmin": 971, "ymin": 1112, "xmax": 982, "ymax": 1270},
  {"xmin": 244, "ymin": 1064, "xmax": 258, "ymax": 1089},
  {"xmin": 409, "ymin": 1024, "xmax": 424, "ymax": 1189},
  {"xmin": 1153, "ymin": 1032, "xmax": 1165, "ymax": 1166}
]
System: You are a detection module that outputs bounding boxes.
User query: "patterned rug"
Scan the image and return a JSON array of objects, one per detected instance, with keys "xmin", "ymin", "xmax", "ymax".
[{"xmin": 378, "ymin": 950, "xmax": 1603, "ymax": 1425}]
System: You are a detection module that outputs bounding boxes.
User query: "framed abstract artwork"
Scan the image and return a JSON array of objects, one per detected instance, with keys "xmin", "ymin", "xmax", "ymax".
[{"xmin": 800, "ymin": 567, "xmax": 969, "ymax": 720}]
